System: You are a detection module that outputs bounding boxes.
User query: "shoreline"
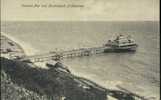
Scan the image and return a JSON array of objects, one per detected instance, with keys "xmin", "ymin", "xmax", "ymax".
[
  {"xmin": 1, "ymin": 32, "xmax": 38, "ymax": 56},
  {"xmin": 1, "ymin": 32, "xmax": 48, "ymax": 69}
]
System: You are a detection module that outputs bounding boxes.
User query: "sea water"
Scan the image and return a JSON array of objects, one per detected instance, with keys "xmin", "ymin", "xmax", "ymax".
[{"xmin": 1, "ymin": 21, "xmax": 160, "ymax": 99}]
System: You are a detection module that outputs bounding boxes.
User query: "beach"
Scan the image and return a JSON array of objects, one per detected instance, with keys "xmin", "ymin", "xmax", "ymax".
[{"xmin": 1, "ymin": 32, "xmax": 38, "ymax": 56}]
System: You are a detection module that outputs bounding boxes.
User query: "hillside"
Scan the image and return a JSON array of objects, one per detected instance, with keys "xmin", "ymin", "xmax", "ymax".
[{"xmin": 1, "ymin": 57, "xmax": 107, "ymax": 100}]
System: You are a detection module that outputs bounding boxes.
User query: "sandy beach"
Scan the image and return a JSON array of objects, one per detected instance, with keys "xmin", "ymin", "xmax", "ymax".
[
  {"xmin": 1, "ymin": 32, "xmax": 38, "ymax": 56},
  {"xmin": 1, "ymin": 32, "xmax": 53, "ymax": 69}
]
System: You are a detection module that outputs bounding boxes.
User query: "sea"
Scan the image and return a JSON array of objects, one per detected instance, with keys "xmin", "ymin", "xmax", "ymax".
[{"xmin": 1, "ymin": 21, "xmax": 160, "ymax": 99}]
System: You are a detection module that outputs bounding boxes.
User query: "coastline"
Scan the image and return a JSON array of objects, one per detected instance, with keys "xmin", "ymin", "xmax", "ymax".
[
  {"xmin": 1, "ymin": 32, "xmax": 159, "ymax": 99},
  {"xmin": 1, "ymin": 32, "xmax": 49, "ymax": 69},
  {"xmin": 1, "ymin": 32, "xmax": 38, "ymax": 56}
]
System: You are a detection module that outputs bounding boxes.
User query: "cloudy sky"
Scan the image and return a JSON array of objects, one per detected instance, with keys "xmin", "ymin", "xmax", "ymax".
[{"xmin": 1, "ymin": 0, "xmax": 160, "ymax": 21}]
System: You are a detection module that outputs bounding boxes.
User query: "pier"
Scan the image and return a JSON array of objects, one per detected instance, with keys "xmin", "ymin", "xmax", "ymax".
[
  {"xmin": 20, "ymin": 46, "xmax": 111, "ymax": 62},
  {"xmin": 1, "ymin": 34, "xmax": 137, "ymax": 63}
]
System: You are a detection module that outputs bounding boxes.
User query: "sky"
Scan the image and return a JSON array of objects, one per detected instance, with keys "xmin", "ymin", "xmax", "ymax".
[{"xmin": 1, "ymin": 0, "xmax": 160, "ymax": 21}]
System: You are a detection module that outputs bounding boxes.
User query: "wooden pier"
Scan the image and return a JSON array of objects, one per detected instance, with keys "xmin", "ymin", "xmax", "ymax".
[{"xmin": 20, "ymin": 46, "xmax": 111, "ymax": 62}]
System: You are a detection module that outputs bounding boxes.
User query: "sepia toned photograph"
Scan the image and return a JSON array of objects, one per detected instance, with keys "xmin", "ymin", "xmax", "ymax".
[{"xmin": 1, "ymin": 0, "xmax": 160, "ymax": 100}]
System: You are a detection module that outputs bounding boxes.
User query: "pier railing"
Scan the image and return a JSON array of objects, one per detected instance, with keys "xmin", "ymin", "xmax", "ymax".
[{"xmin": 19, "ymin": 46, "xmax": 111, "ymax": 62}]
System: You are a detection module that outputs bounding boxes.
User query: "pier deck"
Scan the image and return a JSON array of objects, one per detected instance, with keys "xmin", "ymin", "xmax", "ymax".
[{"xmin": 20, "ymin": 46, "xmax": 111, "ymax": 62}]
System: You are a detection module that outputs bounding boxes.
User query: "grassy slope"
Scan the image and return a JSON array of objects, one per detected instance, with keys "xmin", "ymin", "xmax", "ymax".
[{"xmin": 1, "ymin": 57, "xmax": 107, "ymax": 100}]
